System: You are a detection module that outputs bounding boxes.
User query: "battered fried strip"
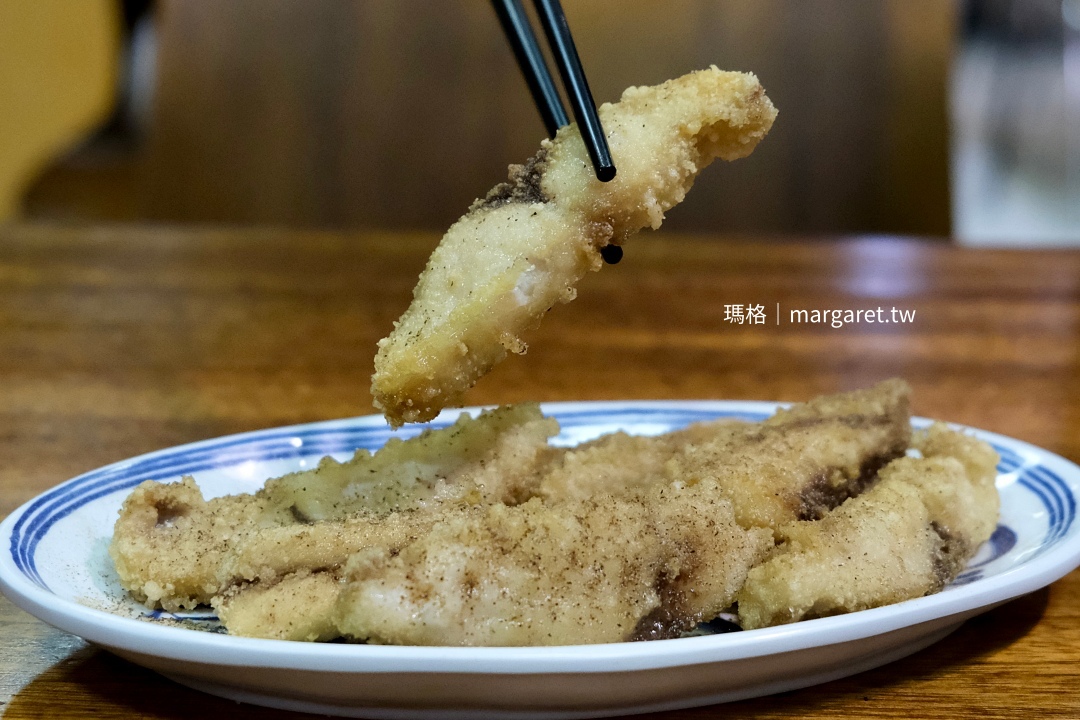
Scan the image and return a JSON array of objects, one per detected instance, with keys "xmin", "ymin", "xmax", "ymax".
[
  {"xmin": 168, "ymin": 382, "xmax": 907, "ymax": 630},
  {"xmin": 111, "ymin": 481, "xmax": 441, "ymax": 612},
  {"xmin": 736, "ymin": 424, "xmax": 1000, "ymax": 629},
  {"xmin": 211, "ymin": 423, "xmax": 765, "ymax": 643},
  {"xmin": 214, "ymin": 570, "xmax": 341, "ymax": 642},
  {"xmin": 334, "ymin": 496, "xmax": 665, "ymax": 646},
  {"xmin": 665, "ymin": 379, "xmax": 912, "ymax": 530},
  {"xmin": 109, "ymin": 405, "xmax": 558, "ymax": 610},
  {"xmin": 110, "ymin": 477, "xmax": 270, "ymax": 610},
  {"xmin": 207, "ymin": 415, "xmax": 995, "ymax": 644},
  {"xmin": 198, "ymin": 393, "xmax": 791, "ymax": 629},
  {"xmin": 912, "ymin": 421, "xmax": 1000, "ymax": 538},
  {"xmin": 119, "ymin": 379, "xmax": 996, "ymax": 645},
  {"xmin": 262, "ymin": 403, "xmax": 560, "ymax": 521},
  {"xmin": 372, "ymin": 68, "xmax": 777, "ymax": 426},
  {"xmin": 223, "ymin": 511, "xmax": 432, "ymax": 587},
  {"xmin": 537, "ymin": 423, "xmax": 743, "ymax": 503},
  {"xmin": 633, "ymin": 478, "xmax": 773, "ymax": 640},
  {"xmin": 331, "ymin": 482, "xmax": 770, "ymax": 647}
]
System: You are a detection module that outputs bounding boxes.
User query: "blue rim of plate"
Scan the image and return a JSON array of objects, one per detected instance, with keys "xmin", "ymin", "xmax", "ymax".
[{"xmin": 2, "ymin": 400, "xmax": 1079, "ymax": 673}]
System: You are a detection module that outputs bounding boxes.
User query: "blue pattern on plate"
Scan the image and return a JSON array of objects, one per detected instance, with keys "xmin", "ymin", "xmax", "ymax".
[
  {"xmin": 951, "ymin": 526, "xmax": 1018, "ymax": 585},
  {"xmin": 7, "ymin": 406, "xmax": 1074, "ymax": 595}
]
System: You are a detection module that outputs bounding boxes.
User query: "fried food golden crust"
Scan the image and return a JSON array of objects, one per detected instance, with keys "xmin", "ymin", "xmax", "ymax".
[
  {"xmin": 664, "ymin": 379, "xmax": 913, "ymax": 529},
  {"xmin": 112, "ymin": 381, "xmax": 913, "ymax": 617},
  {"xmin": 109, "ymin": 404, "xmax": 558, "ymax": 610},
  {"xmin": 372, "ymin": 68, "xmax": 777, "ymax": 426},
  {"xmin": 264, "ymin": 403, "xmax": 561, "ymax": 521},
  {"xmin": 912, "ymin": 421, "xmax": 1000, "ymax": 543},
  {"xmin": 736, "ymin": 424, "xmax": 1000, "ymax": 629},
  {"xmin": 109, "ymin": 477, "xmax": 269, "ymax": 610},
  {"xmin": 204, "ymin": 420, "xmax": 767, "ymax": 644},
  {"xmin": 111, "ymin": 381, "xmax": 1000, "ymax": 644},
  {"xmin": 335, "ymin": 486, "xmax": 770, "ymax": 647},
  {"xmin": 228, "ymin": 466, "xmax": 775, "ymax": 646},
  {"xmin": 536, "ymin": 424, "xmax": 741, "ymax": 503},
  {"xmin": 537, "ymin": 432, "xmax": 678, "ymax": 503},
  {"xmin": 214, "ymin": 570, "xmax": 341, "ymax": 642},
  {"xmin": 632, "ymin": 479, "xmax": 773, "ymax": 640},
  {"xmin": 335, "ymin": 496, "xmax": 666, "ymax": 646}
]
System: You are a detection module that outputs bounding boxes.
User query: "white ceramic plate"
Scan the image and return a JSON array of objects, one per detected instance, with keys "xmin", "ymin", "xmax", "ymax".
[{"xmin": 2, "ymin": 401, "xmax": 1080, "ymax": 719}]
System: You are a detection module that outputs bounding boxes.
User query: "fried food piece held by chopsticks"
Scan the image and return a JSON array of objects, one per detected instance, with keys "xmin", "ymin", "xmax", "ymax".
[{"xmin": 372, "ymin": 67, "xmax": 777, "ymax": 426}]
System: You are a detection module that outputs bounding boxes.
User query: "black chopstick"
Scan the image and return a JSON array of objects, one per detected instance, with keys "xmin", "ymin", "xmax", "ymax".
[
  {"xmin": 492, "ymin": 0, "xmax": 617, "ymax": 183},
  {"xmin": 531, "ymin": 0, "xmax": 615, "ymax": 182},
  {"xmin": 492, "ymin": 0, "xmax": 569, "ymax": 138}
]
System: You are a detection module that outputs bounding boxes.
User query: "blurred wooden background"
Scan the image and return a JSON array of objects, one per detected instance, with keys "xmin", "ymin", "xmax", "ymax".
[{"xmin": 22, "ymin": 0, "xmax": 955, "ymax": 236}]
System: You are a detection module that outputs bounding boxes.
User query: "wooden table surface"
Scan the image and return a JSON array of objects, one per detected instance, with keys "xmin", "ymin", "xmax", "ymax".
[{"xmin": 2, "ymin": 224, "xmax": 1079, "ymax": 718}]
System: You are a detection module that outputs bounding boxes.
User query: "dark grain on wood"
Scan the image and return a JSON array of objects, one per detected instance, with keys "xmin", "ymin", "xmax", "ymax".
[
  {"xmin": 1, "ymin": 224, "xmax": 1079, "ymax": 718},
  {"xmin": 134, "ymin": 0, "xmax": 952, "ymax": 236}
]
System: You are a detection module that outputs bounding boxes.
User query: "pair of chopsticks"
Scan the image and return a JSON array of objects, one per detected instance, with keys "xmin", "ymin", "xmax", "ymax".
[{"xmin": 493, "ymin": 0, "xmax": 616, "ymax": 184}]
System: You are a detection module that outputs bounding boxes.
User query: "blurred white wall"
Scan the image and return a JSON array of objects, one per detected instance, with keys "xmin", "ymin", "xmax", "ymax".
[{"xmin": 952, "ymin": 0, "xmax": 1080, "ymax": 246}]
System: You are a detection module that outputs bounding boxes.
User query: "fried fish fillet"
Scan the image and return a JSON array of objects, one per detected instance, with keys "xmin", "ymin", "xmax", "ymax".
[
  {"xmin": 110, "ymin": 404, "xmax": 558, "ymax": 610},
  {"xmin": 536, "ymin": 423, "xmax": 741, "ymax": 503},
  {"xmin": 219, "ymin": 486, "xmax": 770, "ymax": 646},
  {"xmin": 663, "ymin": 379, "xmax": 912, "ymax": 530},
  {"xmin": 215, "ymin": 569, "xmax": 341, "ymax": 642},
  {"xmin": 540, "ymin": 380, "xmax": 912, "ymax": 525},
  {"xmin": 331, "ymin": 380, "xmax": 911, "ymax": 646},
  {"xmin": 629, "ymin": 477, "xmax": 774, "ymax": 641},
  {"xmin": 372, "ymin": 68, "xmax": 777, "ymax": 426},
  {"xmin": 211, "ymin": 424, "xmax": 763, "ymax": 644},
  {"xmin": 214, "ymin": 382, "xmax": 911, "ymax": 643},
  {"xmin": 335, "ymin": 496, "xmax": 670, "ymax": 646},
  {"xmin": 737, "ymin": 423, "xmax": 1000, "ymax": 629},
  {"xmin": 111, "ymin": 381, "xmax": 1000, "ymax": 645},
  {"xmin": 335, "ymin": 484, "xmax": 771, "ymax": 647}
]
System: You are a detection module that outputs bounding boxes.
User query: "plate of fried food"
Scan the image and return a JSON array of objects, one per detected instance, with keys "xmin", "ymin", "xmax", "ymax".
[
  {"xmin": 4, "ymin": 67, "xmax": 1080, "ymax": 718},
  {"xmin": 3, "ymin": 381, "xmax": 1080, "ymax": 718}
]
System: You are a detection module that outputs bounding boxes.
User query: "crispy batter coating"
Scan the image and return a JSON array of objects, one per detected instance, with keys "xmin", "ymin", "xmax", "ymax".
[
  {"xmin": 632, "ymin": 478, "xmax": 774, "ymax": 640},
  {"xmin": 537, "ymin": 424, "xmax": 740, "ymax": 503},
  {"xmin": 372, "ymin": 68, "xmax": 777, "ymax": 426},
  {"xmin": 736, "ymin": 423, "xmax": 1000, "ymax": 629},
  {"xmin": 215, "ymin": 570, "xmax": 341, "ymax": 642},
  {"xmin": 664, "ymin": 379, "xmax": 912, "ymax": 529},
  {"xmin": 111, "ymin": 381, "xmax": 1000, "ymax": 645},
  {"xmin": 264, "ymin": 403, "xmax": 560, "ymax": 521},
  {"xmin": 335, "ymin": 484, "xmax": 771, "ymax": 647},
  {"xmin": 336, "ymin": 496, "xmax": 668, "ymax": 646},
  {"xmin": 109, "ymin": 404, "xmax": 557, "ymax": 610},
  {"xmin": 913, "ymin": 421, "xmax": 1001, "ymax": 539},
  {"xmin": 110, "ymin": 477, "xmax": 269, "ymax": 610}
]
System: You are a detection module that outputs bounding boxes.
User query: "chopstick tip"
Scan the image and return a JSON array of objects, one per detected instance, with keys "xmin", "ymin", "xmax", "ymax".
[
  {"xmin": 600, "ymin": 243, "xmax": 623, "ymax": 264},
  {"xmin": 596, "ymin": 165, "xmax": 616, "ymax": 183}
]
